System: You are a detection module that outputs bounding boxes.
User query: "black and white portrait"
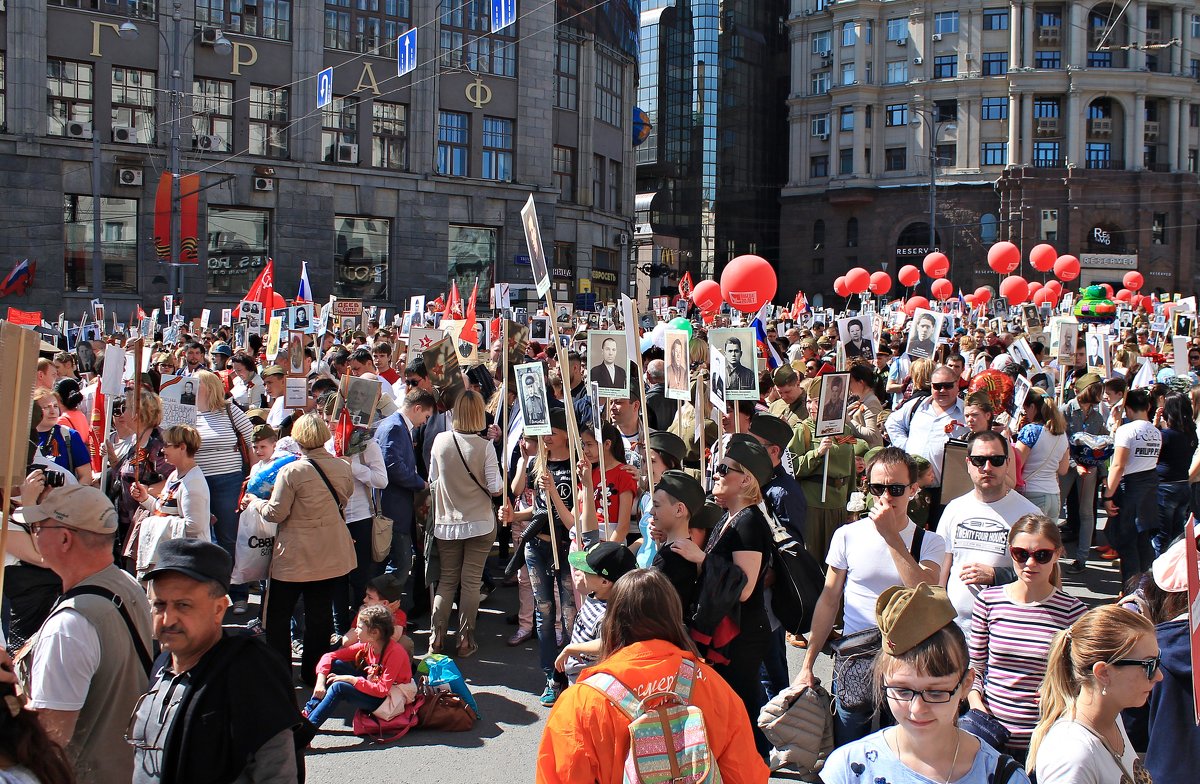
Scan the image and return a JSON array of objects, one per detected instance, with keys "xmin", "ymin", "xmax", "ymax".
[
  {"xmin": 530, "ymin": 316, "xmax": 550, "ymax": 342},
  {"xmin": 709, "ymin": 350, "xmax": 727, "ymax": 411},
  {"xmin": 556, "ymin": 304, "xmax": 574, "ymax": 325},
  {"xmin": 1172, "ymin": 312, "xmax": 1194, "ymax": 339},
  {"xmin": 1022, "ymin": 303, "xmax": 1042, "ymax": 330},
  {"xmin": 1007, "ymin": 337, "xmax": 1042, "ymax": 375},
  {"xmin": 664, "ymin": 329, "xmax": 690, "ymax": 402},
  {"xmin": 1056, "ymin": 321, "xmax": 1079, "ymax": 362},
  {"xmin": 339, "ymin": 374, "xmax": 382, "ymax": 427},
  {"xmin": 905, "ymin": 309, "xmax": 942, "ymax": 359},
  {"xmin": 815, "ymin": 372, "xmax": 850, "ymax": 438},
  {"xmin": 1086, "ymin": 332, "xmax": 1109, "ymax": 377},
  {"xmin": 837, "ymin": 316, "xmax": 874, "ymax": 359},
  {"xmin": 291, "ymin": 304, "xmax": 313, "ymax": 333},
  {"xmin": 709, "ymin": 328, "xmax": 758, "ymax": 401},
  {"xmin": 521, "ymin": 196, "xmax": 550, "ymax": 298},
  {"xmin": 588, "ymin": 330, "xmax": 629, "ymax": 398},
  {"xmin": 515, "ymin": 361, "xmax": 551, "ymax": 436}
]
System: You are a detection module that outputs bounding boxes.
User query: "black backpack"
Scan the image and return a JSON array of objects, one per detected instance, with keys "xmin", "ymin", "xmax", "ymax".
[{"xmin": 762, "ymin": 507, "xmax": 825, "ymax": 635}]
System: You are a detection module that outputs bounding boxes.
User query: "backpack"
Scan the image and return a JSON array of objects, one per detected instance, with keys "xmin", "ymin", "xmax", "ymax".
[
  {"xmin": 761, "ymin": 505, "xmax": 824, "ymax": 635},
  {"xmin": 582, "ymin": 658, "xmax": 723, "ymax": 784}
]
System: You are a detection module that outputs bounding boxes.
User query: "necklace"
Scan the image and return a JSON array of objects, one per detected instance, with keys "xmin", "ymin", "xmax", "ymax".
[{"xmin": 893, "ymin": 727, "xmax": 962, "ymax": 784}]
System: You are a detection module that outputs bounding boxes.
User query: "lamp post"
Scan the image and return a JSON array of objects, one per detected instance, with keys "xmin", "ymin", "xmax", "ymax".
[
  {"xmin": 118, "ymin": 3, "xmax": 231, "ymax": 307},
  {"xmin": 911, "ymin": 101, "xmax": 956, "ymax": 259}
]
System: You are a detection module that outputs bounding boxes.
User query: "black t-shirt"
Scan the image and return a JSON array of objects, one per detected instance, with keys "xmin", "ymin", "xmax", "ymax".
[
  {"xmin": 534, "ymin": 458, "xmax": 575, "ymax": 543},
  {"xmin": 1157, "ymin": 427, "xmax": 1194, "ymax": 482},
  {"xmin": 652, "ymin": 542, "xmax": 699, "ymax": 615},
  {"xmin": 705, "ymin": 505, "xmax": 772, "ymax": 634}
]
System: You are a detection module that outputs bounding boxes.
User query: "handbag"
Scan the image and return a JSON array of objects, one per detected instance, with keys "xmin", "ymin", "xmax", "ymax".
[
  {"xmin": 353, "ymin": 693, "xmax": 424, "ymax": 742},
  {"xmin": 414, "ymin": 685, "xmax": 476, "ymax": 732},
  {"xmin": 224, "ymin": 403, "xmax": 252, "ymax": 476},
  {"xmin": 368, "ymin": 485, "xmax": 393, "ymax": 563}
]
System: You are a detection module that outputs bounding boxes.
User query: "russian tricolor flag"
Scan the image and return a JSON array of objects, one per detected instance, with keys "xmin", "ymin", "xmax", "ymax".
[{"xmin": 295, "ymin": 260, "xmax": 313, "ymax": 304}]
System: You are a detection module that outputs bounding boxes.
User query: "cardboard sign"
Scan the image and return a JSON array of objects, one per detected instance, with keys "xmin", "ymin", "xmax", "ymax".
[
  {"xmin": 0, "ymin": 322, "xmax": 39, "ymax": 489},
  {"xmin": 333, "ymin": 299, "xmax": 364, "ymax": 317}
]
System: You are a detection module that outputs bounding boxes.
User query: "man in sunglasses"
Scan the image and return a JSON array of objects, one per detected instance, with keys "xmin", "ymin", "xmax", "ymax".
[
  {"xmin": 936, "ymin": 430, "xmax": 1040, "ymax": 633},
  {"xmin": 884, "ymin": 365, "xmax": 965, "ymax": 528}
]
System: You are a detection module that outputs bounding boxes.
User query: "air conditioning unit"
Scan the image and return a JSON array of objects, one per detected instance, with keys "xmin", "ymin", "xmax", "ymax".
[
  {"xmin": 1144, "ymin": 121, "xmax": 1160, "ymax": 141},
  {"xmin": 112, "ymin": 125, "xmax": 136, "ymax": 143},
  {"xmin": 200, "ymin": 27, "xmax": 222, "ymax": 45},
  {"xmin": 1036, "ymin": 117, "xmax": 1059, "ymax": 135},
  {"xmin": 253, "ymin": 176, "xmax": 274, "ymax": 192},
  {"xmin": 193, "ymin": 134, "xmax": 221, "ymax": 151},
  {"xmin": 851, "ymin": 80, "xmax": 860, "ymax": 85},
  {"xmin": 896, "ymin": 38, "xmax": 907, "ymax": 46},
  {"xmin": 964, "ymin": 52, "xmax": 973, "ymax": 61},
  {"xmin": 616, "ymin": 231, "xmax": 630, "ymax": 246},
  {"xmin": 913, "ymin": 57, "xmax": 924, "ymax": 65},
  {"xmin": 805, "ymin": 9, "xmax": 815, "ymax": 15},
  {"xmin": 820, "ymin": 56, "xmax": 832, "ymax": 66},
  {"xmin": 932, "ymin": 33, "xmax": 943, "ymax": 42},
  {"xmin": 337, "ymin": 143, "xmax": 359, "ymax": 164},
  {"xmin": 117, "ymin": 167, "xmax": 143, "ymax": 186},
  {"xmin": 1088, "ymin": 118, "xmax": 1113, "ymax": 136},
  {"xmin": 818, "ymin": 133, "xmax": 829, "ymax": 141},
  {"xmin": 66, "ymin": 121, "xmax": 93, "ymax": 140}
]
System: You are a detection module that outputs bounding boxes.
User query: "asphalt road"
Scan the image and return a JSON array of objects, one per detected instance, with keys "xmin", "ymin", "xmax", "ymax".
[{"xmin": 297, "ymin": 547, "xmax": 1120, "ymax": 783}]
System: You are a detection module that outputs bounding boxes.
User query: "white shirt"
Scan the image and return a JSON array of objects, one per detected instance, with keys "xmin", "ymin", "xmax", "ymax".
[
  {"xmin": 230, "ymin": 374, "xmax": 266, "ymax": 409},
  {"xmin": 324, "ymin": 438, "xmax": 388, "ymax": 522},
  {"xmin": 267, "ymin": 396, "xmax": 287, "ymax": 429},
  {"xmin": 937, "ymin": 490, "xmax": 1041, "ymax": 632},
  {"xmin": 1114, "ymin": 419, "xmax": 1162, "ymax": 475},
  {"xmin": 27, "ymin": 610, "xmax": 102, "ymax": 711},
  {"xmin": 884, "ymin": 397, "xmax": 965, "ymax": 486},
  {"xmin": 826, "ymin": 517, "xmax": 948, "ymax": 634},
  {"xmin": 1016, "ymin": 425, "xmax": 1069, "ymax": 493},
  {"xmin": 1034, "ymin": 719, "xmax": 1138, "ymax": 784}
]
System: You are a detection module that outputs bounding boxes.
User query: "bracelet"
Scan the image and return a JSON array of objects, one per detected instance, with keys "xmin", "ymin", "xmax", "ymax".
[{"xmin": 1102, "ymin": 495, "xmax": 1115, "ymax": 502}]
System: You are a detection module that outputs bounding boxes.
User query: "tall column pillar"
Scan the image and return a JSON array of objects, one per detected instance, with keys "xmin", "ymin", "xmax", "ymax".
[
  {"xmin": 1022, "ymin": 5, "xmax": 1035, "ymax": 68},
  {"xmin": 853, "ymin": 104, "xmax": 867, "ymax": 176},
  {"xmin": 1178, "ymin": 101, "xmax": 1191, "ymax": 172},
  {"xmin": 1066, "ymin": 90, "xmax": 1082, "ymax": 166},
  {"xmin": 1021, "ymin": 93, "xmax": 1034, "ymax": 164},
  {"xmin": 1009, "ymin": 2, "xmax": 1022, "ymax": 65},
  {"xmin": 1130, "ymin": 94, "xmax": 1146, "ymax": 169},
  {"xmin": 1168, "ymin": 97, "xmax": 1181, "ymax": 171},
  {"xmin": 1172, "ymin": 7, "xmax": 1185, "ymax": 73},
  {"xmin": 1008, "ymin": 93, "xmax": 1021, "ymax": 163},
  {"xmin": 1068, "ymin": 4, "xmax": 1084, "ymax": 67}
]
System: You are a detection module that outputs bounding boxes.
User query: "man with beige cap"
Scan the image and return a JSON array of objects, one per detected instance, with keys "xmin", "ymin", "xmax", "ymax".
[{"xmin": 16, "ymin": 482, "xmax": 152, "ymax": 784}]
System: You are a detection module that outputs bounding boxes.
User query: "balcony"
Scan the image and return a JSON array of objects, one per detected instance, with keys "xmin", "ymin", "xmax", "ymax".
[
  {"xmin": 1038, "ymin": 26, "xmax": 1061, "ymax": 45},
  {"xmin": 1036, "ymin": 117, "xmax": 1060, "ymax": 136},
  {"xmin": 1144, "ymin": 121, "xmax": 1160, "ymax": 141},
  {"xmin": 1088, "ymin": 118, "xmax": 1113, "ymax": 136}
]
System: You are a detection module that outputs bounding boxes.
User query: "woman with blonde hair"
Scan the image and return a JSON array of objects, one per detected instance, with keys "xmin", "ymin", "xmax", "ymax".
[
  {"xmin": 243, "ymin": 413, "xmax": 357, "ymax": 685},
  {"xmin": 1029, "ymin": 605, "xmax": 1160, "ymax": 782},
  {"xmin": 1014, "ymin": 387, "xmax": 1070, "ymax": 519},
  {"xmin": 108, "ymin": 392, "xmax": 171, "ymax": 550},
  {"xmin": 130, "ymin": 424, "xmax": 212, "ymax": 573},
  {"xmin": 428, "ymin": 390, "xmax": 502, "ymax": 658}
]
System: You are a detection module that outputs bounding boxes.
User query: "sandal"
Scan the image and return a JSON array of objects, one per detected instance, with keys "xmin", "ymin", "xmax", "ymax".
[{"xmin": 456, "ymin": 638, "xmax": 478, "ymax": 659}]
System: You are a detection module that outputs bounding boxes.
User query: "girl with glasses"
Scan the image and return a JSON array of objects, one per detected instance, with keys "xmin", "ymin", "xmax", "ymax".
[
  {"xmin": 966, "ymin": 515, "xmax": 1086, "ymax": 762},
  {"xmin": 1029, "ymin": 604, "xmax": 1160, "ymax": 783}
]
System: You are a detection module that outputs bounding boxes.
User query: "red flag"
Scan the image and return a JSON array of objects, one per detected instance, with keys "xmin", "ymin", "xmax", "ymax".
[
  {"xmin": 461, "ymin": 280, "xmax": 479, "ymax": 344},
  {"xmin": 444, "ymin": 281, "xmax": 461, "ymax": 319},
  {"xmin": 88, "ymin": 388, "xmax": 105, "ymax": 473},
  {"xmin": 235, "ymin": 259, "xmax": 275, "ymax": 317},
  {"xmin": 430, "ymin": 294, "xmax": 445, "ymax": 314},
  {"xmin": 5, "ymin": 307, "xmax": 41, "ymax": 326},
  {"xmin": 333, "ymin": 406, "xmax": 354, "ymax": 457},
  {"xmin": 678, "ymin": 271, "xmax": 694, "ymax": 301}
]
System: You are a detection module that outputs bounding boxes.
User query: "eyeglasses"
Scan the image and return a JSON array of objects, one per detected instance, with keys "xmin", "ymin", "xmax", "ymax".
[
  {"xmin": 867, "ymin": 483, "xmax": 908, "ymax": 498},
  {"xmin": 405, "ymin": 378, "xmax": 419, "ymax": 387},
  {"xmin": 714, "ymin": 463, "xmax": 744, "ymax": 478},
  {"xmin": 125, "ymin": 689, "xmax": 171, "ymax": 754},
  {"xmin": 968, "ymin": 454, "xmax": 1007, "ymax": 468},
  {"xmin": 29, "ymin": 522, "xmax": 72, "ymax": 536},
  {"xmin": 1009, "ymin": 547, "xmax": 1056, "ymax": 564},
  {"xmin": 931, "ymin": 381, "xmax": 957, "ymax": 391},
  {"xmin": 883, "ymin": 670, "xmax": 968, "ymax": 704},
  {"xmin": 1111, "ymin": 656, "xmax": 1161, "ymax": 680}
]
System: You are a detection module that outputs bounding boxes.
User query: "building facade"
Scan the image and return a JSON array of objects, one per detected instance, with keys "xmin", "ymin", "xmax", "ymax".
[
  {"xmin": 635, "ymin": 0, "xmax": 790, "ymax": 299},
  {"xmin": 0, "ymin": 0, "xmax": 638, "ymax": 319},
  {"xmin": 782, "ymin": 0, "xmax": 1200, "ymax": 304}
]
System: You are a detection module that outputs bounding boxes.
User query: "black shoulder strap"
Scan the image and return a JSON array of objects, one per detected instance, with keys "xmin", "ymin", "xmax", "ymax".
[
  {"xmin": 308, "ymin": 458, "xmax": 344, "ymax": 515},
  {"xmin": 57, "ymin": 585, "xmax": 152, "ymax": 675},
  {"xmin": 993, "ymin": 753, "xmax": 1021, "ymax": 784},
  {"xmin": 452, "ymin": 434, "xmax": 492, "ymax": 500},
  {"xmin": 909, "ymin": 525, "xmax": 926, "ymax": 563}
]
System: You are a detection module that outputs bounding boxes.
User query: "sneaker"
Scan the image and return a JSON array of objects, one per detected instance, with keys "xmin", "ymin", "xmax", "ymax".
[
  {"xmin": 1064, "ymin": 560, "xmax": 1087, "ymax": 575},
  {"xmin": 1098, "ymin": 546, "xmax": 1120, "ymax": 561},
  {"xmin": 506, "ymin": 628, "xmax": 534, "ymax": 647},
  {"xmin": 539, "ymin": 681, "xmax": 563, "ymax": 707},
  {"xmin": 231, "ymin": 600, "xmax": 249, "ymax": 616},
  {"xmin": 291, "ymin": 639, "xmax": 304, "ymax": 659}
]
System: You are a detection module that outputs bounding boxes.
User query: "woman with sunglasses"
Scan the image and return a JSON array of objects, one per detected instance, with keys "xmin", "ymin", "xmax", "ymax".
[
  {"xmin": 1029, "ymin": 605, "xmax": 1161, "ymax": 783},
  {"xmin": 966, "ymin": 515, "xmax": 1085, "ymax": 762}
]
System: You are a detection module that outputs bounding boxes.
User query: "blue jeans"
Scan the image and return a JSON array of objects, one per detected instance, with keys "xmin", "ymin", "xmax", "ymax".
[
  {"xmin": 386, "ymin": 529, "xmax": 414, "ymax": 596},
  {"xmin": 834, "ymin": 695, "xmax": 876, "ymax": 747},
  {"xmin": 304, "ymin": 661, "xmax": 384, "ymax": 728},
  {"xmin": 1111, "ymin": 471, "xmax": 1160, "ymax": 589},
  {"xmin": 1060, "ymin": 468, "xmax": 1100, "ymax": 562},
  {"xmin": 207, "ymin": 470, "xmax": 248, "ymax": 603},
  {"xmin": 525, "ymin": 537, "xmax": 575, "ymax": 684},
  {"xmin": 759, "ymin": 624, "xmax": 789, "ymax": 702},
  {"xmin": 1154, "ymin": 481, "xmax": 1191, "ymax": 554}
]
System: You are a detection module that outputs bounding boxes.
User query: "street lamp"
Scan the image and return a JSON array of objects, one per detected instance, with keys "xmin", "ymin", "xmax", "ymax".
[
  {"xmin": 117, "ymin": 3, "xmax": 231, "ymax": 304},
  {"xmin": 911, "ymin": 101, "xmax": 956, "ymax": 260}
]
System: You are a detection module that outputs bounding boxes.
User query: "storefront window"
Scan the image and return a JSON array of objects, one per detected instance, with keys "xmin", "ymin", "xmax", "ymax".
[
  {"xmin": 334, "ymin": 216, "xmax": 390, "ymax": 299},
  {"xmin": 206, "ymin": 207, "xmax": 270, "ymax": 296},
  {"xmin": 447, "ymin": 226, "xmax": 495, "ymax": 308},
  {"xmin": 63, "ymin": 195, "xmax": 138, "ymax": 293}
]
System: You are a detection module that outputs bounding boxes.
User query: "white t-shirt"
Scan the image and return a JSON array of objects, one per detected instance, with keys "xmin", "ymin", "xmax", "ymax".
[
  {"xmin": 826, "ymin": 517, "xmax": 947, "ymax": 634},
  {"xmin": 1034, "ymin": 719, "xmax": 1138, "ymax": 784},
  {"xmin": 1114, "ymin": 419, "xmax": 1162, "ymax": 475},
  {"xmin": 937, "ymin": 490, "xmax": 1041, "ymax": 631},
  {"xmin": 1016, "ymin": 425, "xmax": 1069, "ymax": 494},
  {"xmin": 27, "ymin": 609, "xmax": 102, "ymax": 711}
]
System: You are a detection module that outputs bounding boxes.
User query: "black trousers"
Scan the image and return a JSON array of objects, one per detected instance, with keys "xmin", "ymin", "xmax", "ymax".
[
  {"xmin": 266, "ymin": 576, "xmax": 343, "ymax": 685},
  {"xmin": 713, "ymin": 629, "xmax": 772, "ymax": 757}
]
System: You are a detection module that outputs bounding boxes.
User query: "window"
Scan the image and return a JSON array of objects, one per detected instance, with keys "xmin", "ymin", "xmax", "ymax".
[
  {"xmin": 323, "ymin": 0, "xmax": 408, "ymax": 56},
  {"xmin": 886, "ymin": 60, "xmax": 908, "ymax": 84},
  {"xmin": 0, "ymin": 55, "xmax": 5, "ymax": 132},
  {"xmin": 192, "ymin": 78, "xmax": 233, "ymax": 152},
  {"xmin": 333, "ymin": 216, "xmax": 389, "ymax": 299},
  {"xmin": 813, "ymin": 220, "xmax": 826, "ymax": 248},
  {"xmin": 321, "ymin": 96, "xmax": 359, "ymax": 163},
  {"xmin": 63, "ymin": 195, "xmax": 137, "ymax": 293},
  {"xmin": 981, "ymin": 52, "xmax": 1008, "ymax": 75},
  {"xmin": 980, "ymin": 213, "xmax": 998, "ymax": 244},
  {"xmin": 50, "ymin": 1, "xmax": 156, "ymax": 16},
  {"xmin": 552, "ymin": 146, "xmax": 575, "ymax": 201},
  {"xmin": 448, "ymin": 226, "xmax": 496, "ymax": 306},
  {"xmin": 885, "ymin": 103, "xmax": 908, "ymax": 126},
  {"xmin": 47, "ymin": 59, "xmax": 92, "ymax": 137},
  {"xmin": 439, "ymin": 0, "xmax": 516, "ymax": 76},
  {"xmin": 981, "ymin": 142, "xmax": 1008, "ymax": 165},
  {"xmin": 1088, "ymin": 51, "xmax": 1112, "ymax": 68},
  {"xmin": 249, "ymin": 86, "xmax": 289, "ymax": 159},
  {"xmin": 812, "ymin": 30, "xmax": 831, "ymax": 54},
  {"xmin": 887, "ymin": 18, "xmax": 908, "ymax": 41},
  {"xmin": 935, "ymin": 100, "xmax": 957, "ymax": 122},
  {"xmin": 198, "ymin": 0, "xmax": 292, "ymax": 41},
  {"xmin": 838, "ymin": 148, "xmax": 853, "ymax": 174},
  {"xmin": 1033, "ymin": 140, "xmax": 1060, "ymax": 167},
  {"xmin": 436, "ymin": 110, "xmax": 469, "ymax": 176},
  {"xmin": 812, "ymin": 258, "xmax": 825, "ymax": 275},
  {"xmin": 1192, "ymin": 105, "xmax": 1200, "ymax": 127},
  {"xmin": 885, "ymin": 147, "xmax": 907, "ymax": 171},
  {"xmin": 810, "ymin": 155, "xmax": 829, "ymax": 177},
  {"xmin": 608, "ymin": 159, "xmax": 622, "ymax": 214},
  {"xmin": 110, "ymin": 66, "xmax": 155, "ymax": 144},
  {"xmin": 1153, "ymin": 213, "xmax": 1167, "ymax": 244},
  {"xmin": 1033, "ymin": 98, "xmax": 1060, "ymax": 118},
  {"xmin": 935, "ymin": 143, "xmax": 956, "ymax": 167},
  {"xmin": 983, "ymin": 9, "xmax": 1009, "ymax": 30},
  {"xmin": 1193, "ymin": 14, "xmax": 1200, "ymax": 38},
  {"xmin": 842, "ymin": 63, "xmax": 856, "ymax": 85},
  {"xmin": 207, "ymin": 207, "xmax": 270, "ymax": 295},
  {"xmin": 812, "ymin": 113, "xmax": 830, "ymax": 136},
  {"xmin": 592, "ymin": 154, "xmax": 605, "ymax": 208},
  {"xmin": 1035, "ymin": 50, "xmax": 1061, "ymax": 69},
  {"xmin": 933, "ymin": 12, "xmax": 959, "ymax": 34},
  {"xmin": 842, "ymin": 22, "xmax": 859, "ymax": 47},
  {"xmin": 846, "ymin": 218, "xmax": 859, "ymax": 247},
  {"xmin": 370, "ymin": 101, "xmax": 406, "ymax": 169},
  {"xmin": 555, "ymin": 38, "xmax": 579, "ymax": 110},
  {"xmin": 933, "ymin": 55, "xmax": 957, "ymax": 79},
  {"xmin": 811, "ymin": 72, "xmax": 830, "ymax": 95},
  {"xmin": 595, "ymin": 51, "xmax": 623, "ymax": 128},
  {"xmin": 840, "ymin": 106, "xmax": 854, "ymax": 131},
  {"xmin": 982, "ymin": 97, "xmax": 1007, "ymax": 120},
  {"xmin": 480, "ymin": 117, "xmax": 513, "ymax": 181}
]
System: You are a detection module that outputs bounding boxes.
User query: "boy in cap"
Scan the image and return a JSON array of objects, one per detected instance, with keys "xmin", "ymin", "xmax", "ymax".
[
  {"xmin": 555, "ymin": 542, "xmax": 637, "ymax": 683},
  {"xmin": 647, "ymin": 470, "xmax": 707, "ymax": 609}
]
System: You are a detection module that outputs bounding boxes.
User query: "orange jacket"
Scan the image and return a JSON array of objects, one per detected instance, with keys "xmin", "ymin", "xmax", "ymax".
[{"xmin": 536, "ymin": 639, "xmax": 770, "ymax": 784}]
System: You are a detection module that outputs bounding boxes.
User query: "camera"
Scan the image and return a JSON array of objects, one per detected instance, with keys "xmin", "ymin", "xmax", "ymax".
[{"xmin": 28, "ymin": 465, "xmax": 65, "ymax": 488}]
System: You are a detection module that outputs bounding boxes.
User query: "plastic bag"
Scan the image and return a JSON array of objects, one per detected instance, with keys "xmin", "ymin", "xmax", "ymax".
[
  {"xmin": 417, "ymin": 654, "xmax": 480, "ymax": 717},
  {"xmin": 231, "ymin": 506, "xmax": 278, "ymax": 584}
]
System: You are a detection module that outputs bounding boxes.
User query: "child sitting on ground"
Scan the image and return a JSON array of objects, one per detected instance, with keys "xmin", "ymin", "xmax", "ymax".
[
  {"xmin": 340, "ymin": 573, "xmax": 414, "ymax": 655},
  {"xmin": 554, "ymin": 541, "xmax": 637, "ymax": 684}
]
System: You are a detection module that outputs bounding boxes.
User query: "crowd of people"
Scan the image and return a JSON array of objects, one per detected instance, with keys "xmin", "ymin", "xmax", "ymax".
[{"xmin": 0, "ymin": 289, "xmax": 1197, "ymax": 784}]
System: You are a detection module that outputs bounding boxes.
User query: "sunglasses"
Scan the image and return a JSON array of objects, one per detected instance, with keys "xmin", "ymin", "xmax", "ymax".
[
  {"xmin": 1111, "ymin": 656, "xmax": 1161, "ymax": 679},
  {"xmin": 1009, "ymin": 547, "xmax": 1056, "ymax": 564},
  {"xmin": 867, "ymin": 483, "xmax": 908, "ymax": 497},
  {"xmin": 968, "ymin": 454, "xmax": 1007, "ymax": 468},
  {"xmin": 405, "ymin": 378, "xmax": 419, "ymax": 387},
  {"xmin": 714, "ymin": 463, "xmax": 745, "ymax": 478},
  {"xmin": 931, "ymin": 381, "xmax": 957, "ymax": 391}
]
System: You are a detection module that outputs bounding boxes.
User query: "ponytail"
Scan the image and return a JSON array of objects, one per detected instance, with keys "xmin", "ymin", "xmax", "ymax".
[{"xmin": 1027, "ymin": 629, "xmax": 1076, "ymax": 769}]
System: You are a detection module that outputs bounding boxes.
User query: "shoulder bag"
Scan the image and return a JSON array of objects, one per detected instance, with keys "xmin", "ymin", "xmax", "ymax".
[
  {"xmin": 367, "ymin": 453, "xmax": 394, "ymax": 562},
  {"xmin": 225, "ymin": 402, "xmax": 252, "ymax": 475},
  {"xmin": 451, "ymin": 434, "xmax": 494, "ymax": 503}
]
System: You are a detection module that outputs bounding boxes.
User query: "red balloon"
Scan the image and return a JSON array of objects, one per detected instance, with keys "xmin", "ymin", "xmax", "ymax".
[
  {"xmin": 1029, "ymin": 243, "xmax": 1057, "ymax": 272},
  {"xmin": 1033, "ymin": 288, "xmax": 1058, "ymax": 307},
  {"xmin": 898, "ymin": 265, "xmax": 921, "ymax": 287},
  {"xmin": 1122, "ymin": 271, "xmax": 1144, "ymax": 292},
  {"xmin": 691, "ymin": 279, "xmax": 723, "ymax": 313},
  {"xmin": 1053, "ymin": 255, "xmax": 1080, "ymax": 281},
  {"xmin": 923, "ymin": 252, "xmax": 950, "ymax": 279},
  {"xmin": 1028, "ymin": 281, "xmax": 1043, "ymax": 297},
  {"xmin": 1101, "ymin": 283, "xmax": 1115, "ymax": 300},
  {"xmin": 999, "ymin": 275, "xmax": 1030, "ymax": 304},
  {"xmin": 974, "ymin": 286, "xmax": 992, "ymax": 304},
  {"xmin": 964, "ymin": 294, "xmax": 977, "ymax": 307},
  {"xmin": 720, "ymin": 254, "xmax": 777, "ymax": 313},
  {"xmin": 988, "ymin": 242, "xmax": 1021, "ymax": 274},
  {"xmin": 834, "ymin": 276, "xmax": 850, "ymax": 298},
  {"xmin": 1115, "ymin": 289, "xmax": 1133, "ymax": 303},
  {"xmin": 931, "ymin": 279, "xmax": 953, "ymax": 300},
  {"xmin": 270, "ymin": 291, "xmax": 286, "ymax": 310},
  {"xmin": 869, "ymin": 271, "xmax": 892, "ymax": 296},
  {"xmin": 1044, "ymin": 279, "xmax": 1063, "ymax": 295},
  {"xmin": 1139, "ymin": 295, "xmax": 1156, "ymax": 312},
  {"xmin": 903, "ymin": 296, "xmax": 931, "ymax": 315},
  {"xmin": 845, "ymin": 267, "xmax": 871, "ymax": 295}
]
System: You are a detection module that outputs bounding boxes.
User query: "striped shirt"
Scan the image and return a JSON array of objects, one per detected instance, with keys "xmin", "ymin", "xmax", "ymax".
[
  {"xmin": 195, "ymin": 403, "xmax": 254, "ymax": 478},
  {"xmin": 968, "ymin": 585, "xmax": 1085, "ymax": 751}
]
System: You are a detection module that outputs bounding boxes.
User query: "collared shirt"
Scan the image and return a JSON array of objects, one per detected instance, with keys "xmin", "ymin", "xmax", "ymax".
[
  {"xmin": 885, "ymin": 397, "xmax": 965, "ymax": 487},
  {"xmin": 131, "ymin": 666, "xmax": 191, "ymax": 783}
]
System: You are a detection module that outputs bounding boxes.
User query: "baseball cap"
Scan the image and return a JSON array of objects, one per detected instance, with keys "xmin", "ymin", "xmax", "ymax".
[
  {"xmin": 144, "ymin": 539, "xmax": 232, "ymax": 592},
  {"xmin": 18, "ymin": 485, "xmax": 118, "ymax": 535},
  {"xmin": 567, "ymin": 541, "xmax": 637, "ymax": 582}
]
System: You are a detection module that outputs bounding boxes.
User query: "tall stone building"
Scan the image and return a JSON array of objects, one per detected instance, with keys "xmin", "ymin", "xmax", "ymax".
[
  {"xmin": 782, "ymin": 0, "xmax": 1200, "ymax": 304},
  {"xmin": 0, "ymin": 0, "xmax": 638, "ymax": 318}
]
